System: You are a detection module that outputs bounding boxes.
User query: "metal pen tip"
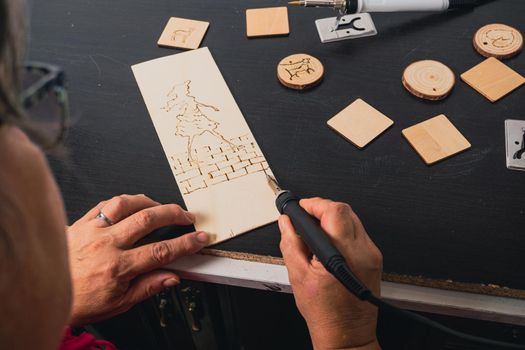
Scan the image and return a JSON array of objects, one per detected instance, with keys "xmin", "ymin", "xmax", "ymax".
[
  {"xmin": 288, "ymin": 1, "xmax": 345, "ymax": 9},
  {"xmin": 266, "ymin": 174, "xmax": 282, "ymax": 195}
]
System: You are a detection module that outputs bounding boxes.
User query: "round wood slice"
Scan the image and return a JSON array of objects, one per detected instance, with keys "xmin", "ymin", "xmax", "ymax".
[
  {"xmin": 277, "ymin": 53, "xmax": 324, "ymax": 90},
  {"xmin": 402, "ymin": 60, "xmax": 455, "ymax": 101},
  {"xmin": 473, "ymin": 23, "xmax": 523, "ymax": 59}
]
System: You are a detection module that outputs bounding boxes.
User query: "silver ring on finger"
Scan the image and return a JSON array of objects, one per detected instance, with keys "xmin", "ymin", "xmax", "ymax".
[{"xmin": 95, "ymin": 211, "xmax": 114, "ymax": 226}]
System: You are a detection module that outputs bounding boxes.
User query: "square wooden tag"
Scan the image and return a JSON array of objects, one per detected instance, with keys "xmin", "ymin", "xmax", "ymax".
[
  {"xmin": 461, "ymin": 57, "xmax": 525, "ymax": 102},
  {"xmin": 402, "ymin": 114, "xmax": 471, "ymax": 165},
  {"xmin": 246, "ymin": 7, "xmax": 289, "ymax": 38},
  {"xmin": 327, "ymin": 99, "xmax": 394, "ymax": 149},
  {"xmin": 157, "ymin": 17, "xmax": 209, "ymax": 50}
]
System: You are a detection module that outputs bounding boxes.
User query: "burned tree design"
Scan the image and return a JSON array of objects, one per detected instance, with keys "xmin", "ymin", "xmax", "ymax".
[{"xmin": 161, "ymin": 80, "xmax": 239, "ymax": 163}]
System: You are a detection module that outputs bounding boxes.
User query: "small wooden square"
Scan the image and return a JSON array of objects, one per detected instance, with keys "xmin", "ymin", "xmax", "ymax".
[
  {"xmin": 246, "ymin": 7, "xmax": 289, "ymax": 38},
  {"xmin": 157, "ymin": 17, "xmax": 209, "ymax": 50},
  {"xmin": 402, "ymin": 115, "xmax": 471, "ymax": 165},
  {"xmin": 461, "ymin": 57, "xmax": 525, "ymax": 102},
  {"xmin": 327, "ymin": 99, "xmax": 394, "ymax": 149}
]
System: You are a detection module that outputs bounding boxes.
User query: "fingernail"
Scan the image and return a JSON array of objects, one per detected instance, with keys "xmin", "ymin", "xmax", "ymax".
[
  {"xmin": 195, "ymin": 231, "xmax": 209, "ymax": 244},
  {"xmin": 185, "ymin": 211, "xmax": 196, "ymax": 222},
  {"xmin": 137, "ymin": 194, "xmax": 146, "ymax": 197},
  {"xmin": 162, "ymin": 278, "xmax": 179, "ymax": 288}
]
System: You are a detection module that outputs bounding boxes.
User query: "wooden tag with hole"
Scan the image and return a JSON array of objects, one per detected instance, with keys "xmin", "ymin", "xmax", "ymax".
[
  {"xmin": 327, "ymin": 99, "xmax": 394, "ymax": 149},
  {"xmin": 473, "ymin": 24, "xmax": 523, "ymax": 59},
  {"xmin": 402, "ymin": 114, "xmax": 471, "ymax": 165},
  {"xmin": 461, "ymin": 57, "xmax": 525, "ymax": 102},
  {"xmin": 402, "ymin": 60, "xmax": 455, "ymax": 100}
]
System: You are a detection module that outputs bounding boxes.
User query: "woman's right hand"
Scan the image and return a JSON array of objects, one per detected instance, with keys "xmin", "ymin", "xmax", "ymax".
[{"xmin": 279, "ymin": 198, "xmax": 383, "ymax": 350}]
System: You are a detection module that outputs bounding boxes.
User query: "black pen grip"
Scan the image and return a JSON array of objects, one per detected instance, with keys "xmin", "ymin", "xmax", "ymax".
[
  {"xmin": 276, "ymin": 191, "xmax": 341, "ymax": 264},
  {"xmin": 448, "ymin": 0, "xmax": 477, "ymax": 9},
  {"xmin": 276, "ymin": 191, "xmax": 371, "ymax": 299}
]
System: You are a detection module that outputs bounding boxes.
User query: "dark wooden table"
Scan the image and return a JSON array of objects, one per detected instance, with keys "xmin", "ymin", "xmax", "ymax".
[{"xmin": 29, "ymin": 0, "xmax": 525, "ymax": 299}]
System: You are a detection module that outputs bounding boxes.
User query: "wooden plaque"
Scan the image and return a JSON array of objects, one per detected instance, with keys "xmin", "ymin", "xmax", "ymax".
[
  {"xmin": 402, "ymin": 114, "xmax": 471, "ymax": 165},
  {"xmin": 157, "ymin": 17, "xmax": 209, "ymax": 50},
  {"xmin": 327, "ymin": 98, "xmax": 394, "ymax": 149},
  {"xmin": 461, "ymin": 57, "xmax": 525, "ymax": 102},
  {"xmin": 246, "ymin": 7, "xmax": 289, "ymax": 38},
  {"xmin": 132, "ymin": 48, "xmax": 279, "ymax": 245}
]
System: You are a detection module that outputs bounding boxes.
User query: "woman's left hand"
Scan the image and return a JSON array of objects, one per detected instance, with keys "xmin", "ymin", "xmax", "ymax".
[{"xmin": 66, "ymin": 194, "xmax": 209, "ymax": 326}]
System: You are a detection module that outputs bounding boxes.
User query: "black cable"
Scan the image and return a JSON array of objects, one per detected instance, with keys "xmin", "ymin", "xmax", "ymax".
[
  {"xmin": 332, "ymin": 262, "xmax": 525, "ymax": 349},
  {"xmin": 367, "ymin": 295, "xmax": 525, "ymax": 349}
]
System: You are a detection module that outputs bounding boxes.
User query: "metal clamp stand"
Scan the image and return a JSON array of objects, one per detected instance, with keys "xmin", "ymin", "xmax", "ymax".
[
  {"xmin": 315, "ymin": 13, "xmax": 377, "ymax": 43},
  {"xmin": 505, "ymin": 119, "xmax": 525, "ymax": 171}
]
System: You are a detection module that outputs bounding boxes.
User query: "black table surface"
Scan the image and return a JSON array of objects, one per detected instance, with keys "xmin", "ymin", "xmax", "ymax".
[{"xmin": 29, "ymin": 0, "xmax": 525, "ymax": 296}]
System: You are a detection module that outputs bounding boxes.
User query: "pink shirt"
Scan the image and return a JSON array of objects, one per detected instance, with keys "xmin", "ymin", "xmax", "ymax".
[{"xmin": 59, "ymin": 327, "xmax": 117, "ymax": 350}]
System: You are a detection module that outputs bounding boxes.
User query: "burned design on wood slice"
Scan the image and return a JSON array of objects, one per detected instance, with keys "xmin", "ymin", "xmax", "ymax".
[
  {"xmin": 473, "ymin": 24, "xmax": 523, "ymax": 59},
  {"xmin": 485, "ymin": 29, "xmax": 515, "ymax": 47},
  {"xmin": 277, "ymin": 54, "xmax": 324, "ymax": 90},
  {"xmin": 279, "ymin": 57, "xmax": 316, "ymax": 81}
]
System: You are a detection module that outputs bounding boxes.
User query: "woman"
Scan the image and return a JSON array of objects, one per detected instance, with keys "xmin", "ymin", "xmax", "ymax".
[{"xmin": 0, "ymin": 0, "xmax": 383, "ymax": 348}]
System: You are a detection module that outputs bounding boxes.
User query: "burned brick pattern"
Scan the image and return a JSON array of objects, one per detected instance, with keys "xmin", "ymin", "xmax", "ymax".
[{"xmin": 170, "ymin": 135, "xmax": 270, "ymax": 195}]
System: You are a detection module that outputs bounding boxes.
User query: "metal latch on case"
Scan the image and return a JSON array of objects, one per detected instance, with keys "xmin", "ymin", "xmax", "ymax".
[
  {"xmin": 505, "ymin": 119, "xmax": 525, "ymax": 171},
  {"xmin": 315, "ymin": 13, "xmax": 377, "ymax": 43}
]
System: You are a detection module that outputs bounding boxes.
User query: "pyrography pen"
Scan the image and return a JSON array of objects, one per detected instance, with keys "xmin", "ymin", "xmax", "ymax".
[
  {"xmin": 266, "ymin": 175, "xmax": 370, "ymax": 298},
  {"xmin": 266, "ymin": 174, "xmax": 525, "ymax": 349},
  {"xmin": 288, "ymin": 0, "xmax": 478, "ymax": 14}
]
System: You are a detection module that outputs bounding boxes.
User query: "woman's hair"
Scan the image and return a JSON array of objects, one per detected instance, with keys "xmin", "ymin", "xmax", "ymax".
[
  {"xmin": 0, "ymin": 0, "xmax": 27, "ymax": 262},
  {"xmin": 0, "ymin": 0, "xmax": 26, "ymax": 126}
]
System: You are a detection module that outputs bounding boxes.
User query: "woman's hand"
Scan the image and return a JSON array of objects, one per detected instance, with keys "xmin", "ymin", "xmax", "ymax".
[
  {"xmin": 279, "ymin": 198, "xmax": 383, "ymax": 350},
  {"xmin": 66, "ymin": 194, "xmax": 208, "ymax": 326}
]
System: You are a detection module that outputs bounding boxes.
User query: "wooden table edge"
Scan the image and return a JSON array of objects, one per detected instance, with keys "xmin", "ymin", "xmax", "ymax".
[{"xmin": 166, "ymin": 249, "xmax": 525, "ymax": 326}]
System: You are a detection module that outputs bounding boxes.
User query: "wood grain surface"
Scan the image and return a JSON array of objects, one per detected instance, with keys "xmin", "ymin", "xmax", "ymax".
[
  {"xmin": 402, "ymin": 114, "xmax": 471, "ymax": 165},
  {"xmin": 402, "ymin": 60, "xmax": 456, "ymax": 100},
  {"xmin": 327, "ymin": 98, "xmax": 393, "ymax": 148},
  {"xmin": 27, "ymin": 0, "xmax": 525, "ymax": 297},
  {"xmin": 461, "ymin": 57, "xmax": 525, "ymax": 102},
  {"xmin": 246, "ymin": 7, "xmax": 289, "ymax": 38}
]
